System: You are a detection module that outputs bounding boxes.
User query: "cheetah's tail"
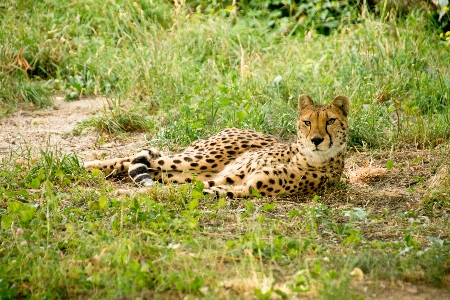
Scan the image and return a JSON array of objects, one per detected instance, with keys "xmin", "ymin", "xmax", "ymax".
[
  {"xmin": 83, "ymin": 158, "xmax": 132, "ymax": 176},
  {"xmin": 128, "ymin": 148, "xmax": 163, "ymax": 187}
]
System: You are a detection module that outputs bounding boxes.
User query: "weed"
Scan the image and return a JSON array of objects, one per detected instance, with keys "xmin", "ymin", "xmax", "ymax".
[{"xmin": 75, "ymin": 99, "xmax": 155, "ymax": 134}]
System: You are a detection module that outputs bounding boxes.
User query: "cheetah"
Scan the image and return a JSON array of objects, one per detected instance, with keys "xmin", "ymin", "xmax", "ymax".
[{"xmin": 84, "ymin": 94, "xmax": 349, "ymax": 198}]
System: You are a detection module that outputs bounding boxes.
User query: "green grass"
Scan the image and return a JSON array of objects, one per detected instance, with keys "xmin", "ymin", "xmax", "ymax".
[
  {"xmin": 1, "ymin": 150, "xmax": 449, "ymax": 298},
  {"xmin": 74, "ymin": 100, "xmax": 154, "ymax": 134},
  {"xmin": 1, "ymin": 0, "xmax": 450, "ymax": 299},
  {"xmin": 1, "ymin": 0, "xmax": 449, "ymax": 147}
]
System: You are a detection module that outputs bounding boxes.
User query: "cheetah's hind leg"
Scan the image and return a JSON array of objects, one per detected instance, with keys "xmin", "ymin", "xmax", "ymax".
[
  {"xmin": 128, "ymin": 148, "xmax": 163, "ymax": 187},
  {"xmin": 202, "ymin": 185, "xmax": 251, "ymax": 199}
]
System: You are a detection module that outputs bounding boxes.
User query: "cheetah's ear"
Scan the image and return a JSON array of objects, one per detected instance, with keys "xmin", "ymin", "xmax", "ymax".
[
  {"xmin": 331, "ymin": 95, "xmax": 350, "ymax": 117},
  {"xmin": 298, "ymin": 94, "xmax": 314, "ymax": 113}
]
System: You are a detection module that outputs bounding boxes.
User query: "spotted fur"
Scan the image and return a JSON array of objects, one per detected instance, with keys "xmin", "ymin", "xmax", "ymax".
[{"xmin": 84, "ymin": 94, "xmax": 350, "ymax": 198}]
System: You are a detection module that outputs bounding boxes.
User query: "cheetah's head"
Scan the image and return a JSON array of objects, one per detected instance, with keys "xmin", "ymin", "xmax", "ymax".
[{"xmin": 296, "ymin": 94, "xmax": 349, "ymax": 160}]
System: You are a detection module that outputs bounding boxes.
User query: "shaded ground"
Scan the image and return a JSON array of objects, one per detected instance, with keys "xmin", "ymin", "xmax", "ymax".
[{"xmin": 1, "ymin": 97, "xmax": 449, "ymax": 299}]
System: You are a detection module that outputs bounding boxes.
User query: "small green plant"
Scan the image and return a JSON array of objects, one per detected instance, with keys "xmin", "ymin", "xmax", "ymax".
[{"xmin": 75, "ymin": 102, "xmax": 154, "ymax": 134}]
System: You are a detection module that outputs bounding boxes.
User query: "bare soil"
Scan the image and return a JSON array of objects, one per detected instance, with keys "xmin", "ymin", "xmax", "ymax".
[
  {"xmin": 1, "ymin": 97, "xmax": 449, "ymax": 299},
  {"xmin": 0, "ymin": 96, "xmax": 148, "ymax": 162}
]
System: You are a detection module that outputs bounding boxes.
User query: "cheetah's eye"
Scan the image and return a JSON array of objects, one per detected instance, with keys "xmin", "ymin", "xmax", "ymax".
[
  {"xmin": 326, "ymin": 118, "xmax": 336, "ymax": 125},
  {"xmin": 303, "ymin": 121, "xmax": 311, "ymax": 126}
]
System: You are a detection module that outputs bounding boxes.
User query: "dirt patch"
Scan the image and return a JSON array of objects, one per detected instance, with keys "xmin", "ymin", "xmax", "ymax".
[
  {"xmin": 0, "ymin": 96, "xmax": 148, "ymax": 162},
  {"xmin": 348, "ymin": 279, "xmax": 450, "ymax": 300}
]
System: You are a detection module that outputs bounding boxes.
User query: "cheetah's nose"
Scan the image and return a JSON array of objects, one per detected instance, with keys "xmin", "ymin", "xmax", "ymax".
[{"xmin": 311, "ymin": 136, "xmax": 324, "ymax": 146}]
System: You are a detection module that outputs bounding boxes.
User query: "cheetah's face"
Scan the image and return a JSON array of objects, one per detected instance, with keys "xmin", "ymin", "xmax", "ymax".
[{"xmin": 296, "ymin": 94, "xmax": 349, "ymax": 158}]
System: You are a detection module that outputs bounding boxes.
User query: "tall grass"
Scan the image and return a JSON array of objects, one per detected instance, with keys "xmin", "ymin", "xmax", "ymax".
[{"xmin": 0, "ymin": 0, "xmax": 449, "ymax": 147}]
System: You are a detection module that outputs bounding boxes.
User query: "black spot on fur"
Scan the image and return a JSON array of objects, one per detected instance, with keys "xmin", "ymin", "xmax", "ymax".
[
  {"xmin": 129, "ymin": 166, "xmax": 148, "ymax": 178},
  {"xmin": 226, "ymin": 177, "xmax": 234, "ymax": 184},
  {"xmin": 256, "ymin": 181, "xmax": 263, "ymax": 189},
  {"xmin": 131, "ymin": 156, "xmax": 151, "ymax": 168}
]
